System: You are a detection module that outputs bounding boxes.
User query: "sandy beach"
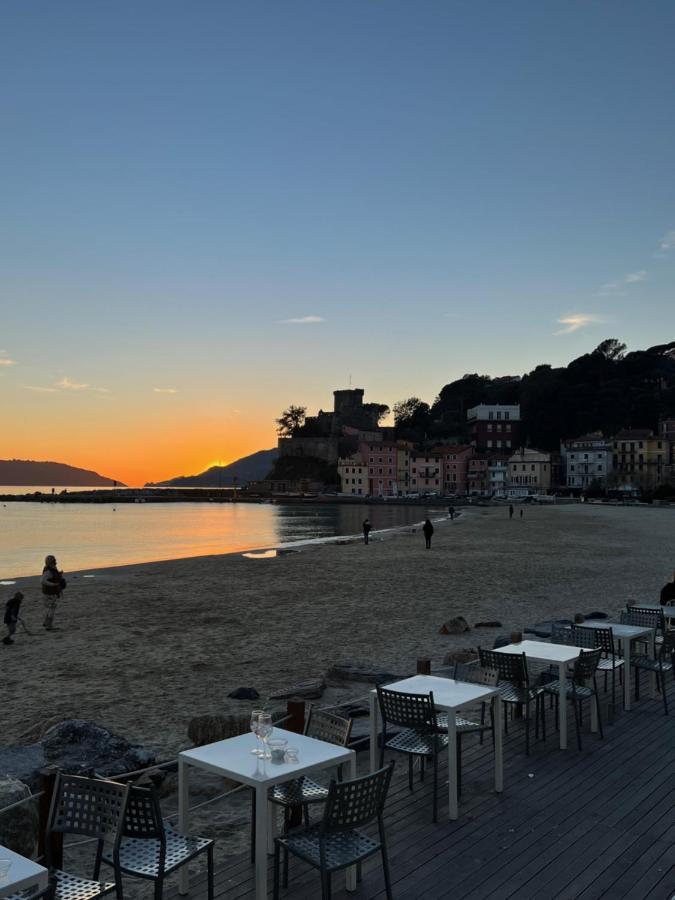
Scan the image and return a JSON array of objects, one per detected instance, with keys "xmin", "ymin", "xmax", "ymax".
[{"xmin": 4, "ymin": 502, "xmax": 674, "ymax": 756}]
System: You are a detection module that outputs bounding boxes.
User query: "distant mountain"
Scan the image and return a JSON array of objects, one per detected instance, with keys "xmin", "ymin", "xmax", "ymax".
[
  {"xmin": 147, "ymin": 449, "xmax": 278, "ymax": 487},
  {"xmin": 0, "ymin": 459, "xmax": 125, "ymax": 487}
]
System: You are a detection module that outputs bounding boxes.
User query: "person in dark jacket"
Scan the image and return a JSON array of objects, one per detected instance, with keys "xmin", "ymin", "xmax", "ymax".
[
  {"xmin": 41, "ymin": 554, "xmax": 65, "ymax": 630},
  {"xmin": 423, "ymin": 518, "xmax": 434, "ymax": 549},
  {"xmin": 660, "ymin": 570, "xmax": 675, "ymax": 605},
  {"xmin": 3, "ymin": 591, "xmax": 24, "ymax": 645},
  {"xmin": 362, "ymin": 518, "xmax": 372, "ymax": 545}
]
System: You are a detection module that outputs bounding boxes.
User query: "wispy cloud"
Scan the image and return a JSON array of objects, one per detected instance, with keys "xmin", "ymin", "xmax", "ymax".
[
  {"xmin": 279, "ymin": 315, "xmax": 325, "ymax": 325},
  {"xmin": 598, "ymin": 270, "xmax": 647, "ymax": 296},
  {"xmin": 23, "ymin": 385, "xmax": 58, "ymax": 393},
  {"xmin": 657, "ymin": 229, "xmax": 675, "ymax": 253},
  {"xmin": 153, "ymin": 387, "xmax": 177, "ymax": 394},
  {"xmin": 55, "ymin": 376, "xmax": 89, "ymax": 391},
  {"xmin": 554, "ymin": 313, "xmax": 605, "ymax": 336},
  {"xmin": 23, "ymin": 376, "xmax": 110, "ymax": 394}
]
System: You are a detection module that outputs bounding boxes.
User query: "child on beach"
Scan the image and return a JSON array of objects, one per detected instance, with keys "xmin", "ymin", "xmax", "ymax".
[
  {"xmin": 41, "ymin": 554, "xmax": 66, "ymax": 630},
  {"xmin": 3, "ymin": 591, "xmax": 24, "ymax": 645}
]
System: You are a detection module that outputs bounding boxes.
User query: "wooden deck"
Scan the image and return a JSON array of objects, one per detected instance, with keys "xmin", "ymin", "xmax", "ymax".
[{"xmin": 167, "ymin": 674, "xmax": 675, "ymax": 900}]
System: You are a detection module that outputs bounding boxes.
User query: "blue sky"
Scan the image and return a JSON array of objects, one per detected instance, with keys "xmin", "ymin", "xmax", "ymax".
[{"xmin": 1, "ymin": 1, "xmax": 674, "ymax": 480}]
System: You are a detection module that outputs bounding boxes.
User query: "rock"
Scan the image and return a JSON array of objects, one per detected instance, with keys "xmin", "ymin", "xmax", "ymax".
[
  {"xmin": 341, "ymin": 704, "xmax": 370, "ymax": 719},
  {"xmin": 0, "ymin": 778, "xmax": 39, "ymax": 858},
  {"xmin": 474, "ymin": 621, "xmax": 503, "ymax": 628},
  {"xmin": 327, "ymin": 662, "xmax": 403, "ymax": 684},
  {"xmin": 269, "ymin": 678, "xmax": 326, "ymax": 701},
  {"xmin": 524, "ymin": 619, "xmax": 573, "ymax": 639},
  {"xmin": 187, "ymin": 714, "xmax": 251, "ymax": 747},
  {"xmin": 0, "ymin": 746, "xmax": 45, "ymax": 788},
  {"xmin": 492, "ymin": 636, "xmax": 511, "ymax": 649},
  {"xmin": 442, "ymin": 649, "xmax": 478, "ymax": 666},
  {"xmin": 227, "ymin": 687, "xmax": 260, "ymax": 700},
  {"xmin": 41, "ymin": 720, "xmax": 156, "ymax": 779},
  {"xmin": 439, "ymin": 616, "xmax": 470, "ymax": 635},
  {"xmin": 584, "ymin": 611, "xmax": 609, "ymax": 620}
]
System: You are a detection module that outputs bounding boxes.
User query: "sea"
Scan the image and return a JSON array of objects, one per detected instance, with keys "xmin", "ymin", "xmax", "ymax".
[{"xmin": 0, "ymin": 487, "xmax": 436, "ymax": 578}]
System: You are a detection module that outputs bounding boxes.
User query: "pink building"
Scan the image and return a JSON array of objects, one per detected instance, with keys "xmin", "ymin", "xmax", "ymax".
[
  {"xmin": 361, "ymin": 441, "xmax": 399, "ymax": 496},
  {"xmin": 409, "ymin": 454, "xmax": 443, "ymax": 494},
  {"xmin": 432, "ymin": 444, "xmax": 474, "ymax": 495}
]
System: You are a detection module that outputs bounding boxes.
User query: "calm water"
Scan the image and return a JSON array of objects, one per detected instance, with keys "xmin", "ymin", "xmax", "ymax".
[{"xmin": 0, "ymin": 499, "xmax": 434, "ymax": 578}]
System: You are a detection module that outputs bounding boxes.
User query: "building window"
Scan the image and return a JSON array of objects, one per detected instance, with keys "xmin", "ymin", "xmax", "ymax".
[
  {"xmin": 487, "ymin": 440, "xmax": 492, "ymax": 448},
  {"xmin": 505, "ymin": 411, "xmax": 510, "ymax": 420}
]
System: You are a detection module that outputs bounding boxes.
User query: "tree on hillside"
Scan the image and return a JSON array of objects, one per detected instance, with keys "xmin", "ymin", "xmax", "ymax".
[
  {"xmin": 276, "ymin": 405, "xmax": 306, "ymax": 436},
  {"xmin": 363, "ymin": 402, "xmax": 390, "ymax": 424},
  {"xmin": 393, "ymin": 397, "xmax": 431, "ymax": 441},
  {"xmin": 593, "ymin": 338, "xmax": 626, "ymax": 361}
]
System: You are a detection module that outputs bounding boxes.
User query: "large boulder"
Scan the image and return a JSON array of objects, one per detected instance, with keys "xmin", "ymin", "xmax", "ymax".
[
  {"xmin": 327, "ymin": 662, "xmax": 403, "ymax": 684},
  {"xmin": 227, "ymin": 687, "xmax": 260, "ymax": 701},
  {"xmin": 439, "ymin": 616, "xmax": 470, "ymax": 635},
  {"xmin": 0, "ymin": 777, "xmax": 39, "ymax": 858},
  {"xmin": 41, "ymin": 720, "xmax": 155, "ymax": 778}
]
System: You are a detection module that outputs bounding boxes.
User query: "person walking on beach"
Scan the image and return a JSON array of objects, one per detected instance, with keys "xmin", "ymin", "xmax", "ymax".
[
  {"xmin": 520, "ymin": 509, "xmax": 524, "ymax": 519},
  {"xmin": 362, "ymin": 518, "xmax": 372, "ymax": 545},
  {"xmin": 41, "ymin": 554, "xmax": 66, "ymax": 630},
  {"xmin": 3, "ymin": 591, "xmax": 23, "ymax": 645},
  {"xmin": 423, "ymin": 518, "xmax": 434, "ymax": 549},
  {"xmin": 660, "ymin": 570, "xmax": 675, "ymax": 605},
  {"xmin": 448, "ymin": 506, "xmax": 455, "ymax": 520},
  {"xmin": 509, "ymin": 504, "xmax": 514, "ymax": 519}
]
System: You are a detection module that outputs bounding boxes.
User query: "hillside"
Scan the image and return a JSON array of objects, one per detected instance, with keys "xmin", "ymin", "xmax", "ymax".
[
  {"xmin": 147, "ymin": 449, "xmax": 278, "ymax": 487},
  {"xmin": 0, "ymin": 459, "xmax": 125, "ymax": 486}
]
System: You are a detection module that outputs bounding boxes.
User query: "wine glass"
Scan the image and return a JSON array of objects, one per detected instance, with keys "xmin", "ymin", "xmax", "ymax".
[
  {"xmin": 258, "ymin": 713, "xmax": 273, "ymax": 759},
  {"xmin": 250, "ymin": 709, "xmax": 264, "ymax": 756}
]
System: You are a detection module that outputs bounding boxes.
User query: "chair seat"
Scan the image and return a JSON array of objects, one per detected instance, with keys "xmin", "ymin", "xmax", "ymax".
[
  {"xmin": 498, "ymin": 682, "xmax": 543, "ymax": 704},
  {"xmin": 102, "ymin": 826, "xmax": 212, "ymax": 878},
  {"xmin": 385, "ymin": 728, "xmax": 449, "ymax": 756},
  {"xmin": 435, "ymin": 713, "xmax": 490, "ymax": 734},
  {"xmin": 43, "ymin": 870, "xmax": 114, "ymax": 900},
  {"xmin": 597, "ymin": 657, "xmax": 624, "ymax": 670},
  {"xmin": 631, "ymin": 656, "xmax": 673, "ymax": 673},
  {"xmin": 271, "ymin": 776, "xmax": 329, "ymax": 806},
  {"xmin": 278, "ymin": 824, "xmax": 380, "ymax": 872},
  {"xmin": 542, "ymin": 679, "xmax": 595, "ymax": 699}
]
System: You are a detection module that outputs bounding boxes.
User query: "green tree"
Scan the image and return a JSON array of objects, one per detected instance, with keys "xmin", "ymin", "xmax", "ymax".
[{"xmin": 276, "ymin": 405, "xmax": 306, "ymax": 436}]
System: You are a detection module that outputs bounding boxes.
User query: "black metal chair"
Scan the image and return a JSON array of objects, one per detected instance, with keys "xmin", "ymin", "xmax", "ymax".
[
  {"xmin": 99, "ymin": 784, "xmax": 214, "ymax": 900},
  {"xmin": 376, "ymin": 685, "xmax": 445, "ymax": 822},
  {"xmin": 542, "ymin": 648, "xmax": 604, "ymax": 750},
  {"xmin": 273, "ymin": 763, "xmax": 394, "ymax": 900},
  {"xmin": 631, "ymin": 630, "xmax": 675, "ymax": 714},
  {"xmin": 250, "ymin": 707, "xmax": 353, "ymax": 864},
  {"xmin": 572, "ymin": 625, "xmax": 624, "ymax": 711},
  {"xmin": 623, "ymin": 606, "xmax": 666, "ymax": 648},
  {"xmin": 38, "ymin": 774, "xmax": 129, "ymax": 900},
  {"xmin": 478, "ymin": 648, "xmax": 545, "ymax": 753},
  {"xmin": 551, "ymin": 623, "xmax": 575, "ymax": 645}
]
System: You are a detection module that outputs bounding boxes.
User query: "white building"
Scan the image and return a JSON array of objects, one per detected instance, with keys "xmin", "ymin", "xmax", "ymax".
[
  {"xmin": 507, "ymin": 447, "xmax": 552, "ymax": 497},
  {"xmin": 560, "ymin": 433, "xmax": 612, "ymax": 491}
]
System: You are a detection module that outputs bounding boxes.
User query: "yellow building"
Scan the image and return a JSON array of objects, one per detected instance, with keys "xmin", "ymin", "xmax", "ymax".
[
  {"xmin": 611, "ymin": 429, "xmax": 668, "ymax": 492},
  {"xmin": 337, "ymin": 454, "xmax": 368, "ymax": 496},
  {"xmin": 508, "ymin": 447, "xmax": 552, "ymax": 497}
]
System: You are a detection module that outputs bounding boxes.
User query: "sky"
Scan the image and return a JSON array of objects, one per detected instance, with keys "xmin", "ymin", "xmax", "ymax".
[{"xmin": 1, "ymin": 1, "xmax": 674, "ymax": 485}]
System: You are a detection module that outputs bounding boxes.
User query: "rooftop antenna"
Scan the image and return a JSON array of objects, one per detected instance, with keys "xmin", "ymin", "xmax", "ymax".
[{"xmin": 348, "ymin": 374, "xmax": 352, "ymax": 388}]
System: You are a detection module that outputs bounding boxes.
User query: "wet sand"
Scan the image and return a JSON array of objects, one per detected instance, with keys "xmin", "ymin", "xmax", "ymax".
[{"xmin": 4, "ymin": 503, "xmax": 673, "ymax": 756}]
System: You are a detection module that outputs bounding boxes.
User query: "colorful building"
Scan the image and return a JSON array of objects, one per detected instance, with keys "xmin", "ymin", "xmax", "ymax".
[
  {"xmin": 337, "ymin": 453, "xmax": 368, "ymax": 496},
  {"xmin": 467, "ymin": 404, "xmax": 521, "ymax": 452},
  {"xmin": 409, "ymin": 454, "xmax": 443, "ymax": 494},
  {"xmin": 560, "ymin": 432, "xmax": 613, "ymax": 491},
  {"xmin": 467, "ymin": 455, "xmax": 490, "ymax": 495},
  {"xmin": 431, "ymin": 444, "xmax": 473, "ymax": 495},
  {"xmin": 361, "ymin": 441, "xmax": 399, "ymax": 497},
  {"xmin": 507, "ymin": 447, "xmax": 552, "ymax": 497},
  {"xmin": 488, "ymin": 457, "xmax": 509, "ymax": 497},
  {"xmin": 611, "ymin": 429, "xmax": 668, "ymax": 492}
]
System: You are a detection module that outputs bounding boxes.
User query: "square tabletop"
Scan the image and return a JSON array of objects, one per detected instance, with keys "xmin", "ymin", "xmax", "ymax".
[
  {"xmin": 494, "ymin": 639, "xmax": 586, "ymax": 664},
  {"xmin": 371, "ymin": 674, "xmax": 499, "ymax": 711},
  {"xmin": 575, "ymin": 620, "xmax": 653, "ymax": 639},
  {"xmin": 0, "ymin": 845, "xmax": 47, "ymax": 900},
  {"xmin": 179, "ymin": 728, "xmax": 353, "ymax": 788}
]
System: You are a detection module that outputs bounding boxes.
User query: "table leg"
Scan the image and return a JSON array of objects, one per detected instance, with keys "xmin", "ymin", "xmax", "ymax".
[
  {"xmin": 346, "ymin": 753, "xmax": 358, "ymax": 892},
  {"xmin": 447, "ymin": 711, "xmax": 458, "ymax": 820},
  {"xmin": 649, "ymin": 629, "xmax": 657, "ymax": 698},
  {"xmin": 494, "ymin": 696, "xmax": 503, "ymax": 793},
  {"xmin": 369, "ymin": 693, "xmax": 378, "ymax": 772},
  {"xmin": 558, "ymin": 662, "xmax": 567, "ymax": 750},
  {"xmin": 178, "ymin": 759, "xmax": 190, "ymax": 895},
  {"xmin": 590, "ymin": 687, "xmax": 598, "ymax": 733},
  {"xmin": 623, "ymin": 636, "xmax": 631, "ymax": 711},
  {"xmin": 255, "ymin": 786, "xmax": 268, "ymax": 900}
]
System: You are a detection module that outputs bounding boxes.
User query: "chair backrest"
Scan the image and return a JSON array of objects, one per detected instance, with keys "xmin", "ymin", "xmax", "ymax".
[
  {"xmin": 454, "ymin": 662, "xmax": 498, "ymax": 687},
  {"xmin": 376, "ymin": 686, "xmax": 438, "ymax": 732},
  {"xmin": 47, "ymin": 775, "xmax": 129, "ymax": 862},
  {"xmin": 478, "ymin": 647, "xmax": 528, "ymax": 685},
  {"xmin": 321, "ymin": 763, "xmax": 394, "ymax": 833},
  {"xmin": 572, "ymin": 648, "xmax": 602, "ymax": 682},
  {"xmin": 589, "ymin": 626, "xmax": 615, "ymax": 655},
  {"xmin": 121, "ymin": 785, "xmax": 165, "ymax": 842},
  {"xmin": 658, "ymin": 630, "xmax": 675, "ymax": 658},
  {"xmin": 569, "ymin": 625, "xmax": 597, "ymax": 650},
  {"xmin": 624, "ymin": 606, "xmax": 665, "ymax": 633},
  {"xmin": 305, "ymin": 707, "xmax": 353, "ymax": 747},
  {"xmin": 551, "ymin": 623, "xmax": 574, "ymax": 645}
]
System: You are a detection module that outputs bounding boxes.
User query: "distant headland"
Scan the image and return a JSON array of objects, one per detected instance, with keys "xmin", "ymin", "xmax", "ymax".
[
  {"xmin": 0, "ymin": 459, "xmax": 125, "ymax": 487},
  {"xmin": 145, "ymin": 448, "xmax": 278, "ymax": 487}
]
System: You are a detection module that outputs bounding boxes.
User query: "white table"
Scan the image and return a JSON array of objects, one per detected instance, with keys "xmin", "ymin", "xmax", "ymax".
[
  {"xmin": 178, "ymin": 728, "xmax": 355, "ymax": 900},
  {"xmin": 577, "ymin": 621, "xmax": 655, "ymax": 711},
  {"xmin": 494, "ymin": 640, "xmax": 594, "ymax": 750},
  {"xmin": 0, "ymin": 845, "xmax": 48, "ymax": 900},
  {"xmin": 369, "ymin": 674, "xmax": 503, "ymax": 821}
]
